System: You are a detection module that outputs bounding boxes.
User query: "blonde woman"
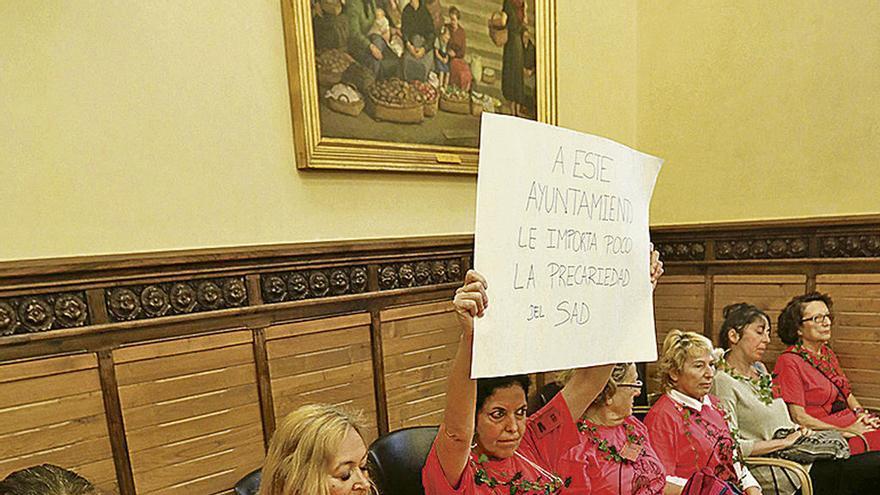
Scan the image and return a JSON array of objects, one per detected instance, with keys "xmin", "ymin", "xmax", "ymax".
[
  {"xmin": 259, "ymin": 404, "xmax": 373, "ymax": 495},
  {"xmin": 644, "ymin": 330, "xmax": 761, "ymax": 494}
]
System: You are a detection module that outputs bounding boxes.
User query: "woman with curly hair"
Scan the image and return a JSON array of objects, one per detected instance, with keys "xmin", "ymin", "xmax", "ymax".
[
  {"xmin": 645, "ymin": 330, "xmax": 761, "ymax": 494},
  {"xmin": 773, "ymin": 292, "xmax": 880, "ymax": 454}
]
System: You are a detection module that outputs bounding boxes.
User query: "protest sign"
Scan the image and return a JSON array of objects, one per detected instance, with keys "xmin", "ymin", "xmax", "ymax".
[{"xmin": 472, "ymin": 114, "xmax": 663, "ymax": 378}]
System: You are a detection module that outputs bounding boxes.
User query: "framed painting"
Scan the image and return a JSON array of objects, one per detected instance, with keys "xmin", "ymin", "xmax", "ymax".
[{"xmin": 281, "ymin": 0, "xmax": 558, "ymax": 174}]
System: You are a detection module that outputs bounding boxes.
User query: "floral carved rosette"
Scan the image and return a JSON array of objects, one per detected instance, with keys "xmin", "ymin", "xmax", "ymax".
[
  {"xmin": 260, "ymin": 266, "xmax": 371, "ymax": 303},
  {"xmin": 0, "ymin": 302, "xmax": 18, "ymax": 335}
]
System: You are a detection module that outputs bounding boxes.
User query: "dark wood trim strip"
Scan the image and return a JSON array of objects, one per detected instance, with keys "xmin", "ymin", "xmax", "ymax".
[
  {"xmin": 97, "ymin": 350, "xmax": 136, "ymax": 495},
  {"xmin": 252, "ymin": 327, "xmax": 275, "ymax": 450},
  {"xmin": 0, "ymin": 235, "xmax": 475, "ymax": 279},
  {"xmin": 806, "ymin": 270, "xmax": 817, "ymax": 293},
  {"xmin": 86, "ymin": 288, "xmax": 109, "ymax": 325},
  {"xmin": 369, "ymin": 308, "xmax": 390, "ymax": 436},
  {"xmin": 650, "ymin": 213, "xmax": 880, "ymax": 234},
  {"xmin": 703, "ymin": 274, "xmax": 715, "ymax": 341}
]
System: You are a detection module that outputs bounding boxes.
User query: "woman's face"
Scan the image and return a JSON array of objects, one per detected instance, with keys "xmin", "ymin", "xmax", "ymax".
[
  {"xmin": 799, "ymin": 301, "xmax": 833, "ymax": 345},
  {"xmin": 475, "ymin": 385, "xmax": 528, "ymax": 459},
  {"xmin": 327, "ymin": 427, "xmax": 370, "ymax": 495},
  {"xmin": 604, "ymin": 364, "xmax": 641, "ymax": 418},
  {"xmin": 730, "ymin": 316, "xmax": 771, "ymax": 363},
  {"xmin": 671, "ymin": 348, "xmax": 715, "ymax": 400},
  {"xmin": 450, "ymin": 13, "xmax": 459, "ymax": 29}
]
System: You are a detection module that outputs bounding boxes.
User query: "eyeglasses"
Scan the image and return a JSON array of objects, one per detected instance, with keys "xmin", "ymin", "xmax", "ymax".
[
  {"xmin": 618, "ymin": 380, "xmax": 643, "ymax": 389},
  {"xmin": 801, "ymin": 313, "xmax": 833, "ymax": 324}
]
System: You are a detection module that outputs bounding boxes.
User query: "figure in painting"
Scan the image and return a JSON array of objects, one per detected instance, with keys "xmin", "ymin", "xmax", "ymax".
[
  {"xmin": 446, "ymin": 6, "xmax": 472, "ymax": 91},
  {"xmin": 501, "ymin": 0, "xmax": 526, "ymax": 116},
  {"xmin": 401, "ymin": 0, "xmax": 436, "ymax": 81}
]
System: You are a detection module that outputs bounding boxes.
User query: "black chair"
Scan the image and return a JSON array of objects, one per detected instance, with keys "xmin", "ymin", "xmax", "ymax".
[
  {"xmin": 234, "ymin": 468, "xmax": 261, "ymax": 495},
  {"xmin": 527, "ymin": 381, "xmax": 562, "ymax": 415},
  {"xmin": 367, "ymin": 425, "xmax": 438, "ymax": 495}
]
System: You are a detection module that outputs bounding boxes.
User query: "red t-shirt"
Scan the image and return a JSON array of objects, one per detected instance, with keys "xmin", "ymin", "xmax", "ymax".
[
  {"xmin": 422, "ymin": 392, "xmax": 585, "ymax": 494},
  {"xmin": 560, "ymin": 415, "xmax": 666, "ymax": 495},
  {"xmin": 774, "ymin": 345, "xmax": 880, "ymax": 454},
  {"xmin": 643, "ymin": 394, "xmax": 738, "ymax": 486}
]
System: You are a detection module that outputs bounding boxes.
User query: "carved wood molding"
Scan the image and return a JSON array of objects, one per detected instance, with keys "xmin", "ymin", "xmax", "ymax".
[
  {"xmin": 652, "ymin": 214, "xmax": 880, "ymax": 263},
  {"xmin": 0, "ymin": 236, "xmax": 472, "ymax": 346}
]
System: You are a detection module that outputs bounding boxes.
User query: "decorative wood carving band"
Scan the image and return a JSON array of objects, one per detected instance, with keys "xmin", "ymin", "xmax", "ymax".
[
  {"xmin": 378, "ymin": 258, "xmax": 463, "ymax": 290},
  {"xmin": 260, "ymin": 266, "xmax": 369, "ymax": 303},
  {"xmin": 715, "ymin": 238, "xmax": 808, "ymax": 260},
  {"xmin": 106, "ymin": 277, "xmax": 248, "ymax": 322},
  {"xmin": 655, "ymin": 242, "xmax": 706, "ymax": 261},
  {"xmin": 819, "ymin": 235, "xmax": 880, "ymax": 258},
  {"xmin": 0, "ymin": 292, "xmax": 89, "ymax": 335}
]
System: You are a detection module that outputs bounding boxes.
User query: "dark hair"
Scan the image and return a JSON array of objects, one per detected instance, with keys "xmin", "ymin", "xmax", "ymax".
[
  {"xmin": 718, "ymin": 302, "xmax": 771, "ymax": 350},
  {"xmin": 777, "ymin": 292, "xmax": 834, "ymax": 345},
  {"xmin": 476, "ymin": 375, "xmax": 531, "ymax": 414},
  {"xmin": 0, "ymin": 465, "xmax": 97, "ymax": 495},
  {"xmin": 448, "ymin": 6, "xmax": 461, "ymax": 18}
]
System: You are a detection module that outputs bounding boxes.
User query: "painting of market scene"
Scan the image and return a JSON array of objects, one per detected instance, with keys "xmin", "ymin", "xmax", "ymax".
[{"xmin": 312, "ymin": 0, "xmax": 538, "ymax": 149}]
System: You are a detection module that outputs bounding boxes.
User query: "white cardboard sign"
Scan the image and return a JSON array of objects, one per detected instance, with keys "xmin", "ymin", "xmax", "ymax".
[{"xmin": 472, "ymin": 114, "xmax": 663, "ymax": 378}]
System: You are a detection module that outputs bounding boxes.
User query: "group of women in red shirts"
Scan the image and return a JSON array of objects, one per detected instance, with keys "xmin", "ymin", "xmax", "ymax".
[{"xmin": 423, "ymin": 259, "xmax": 880, "ymax": 495}]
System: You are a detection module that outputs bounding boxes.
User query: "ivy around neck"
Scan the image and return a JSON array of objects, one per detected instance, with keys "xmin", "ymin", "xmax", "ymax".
[{"xmin": 717, "ymin": 358, "xmax": 776, "ymax": 406}]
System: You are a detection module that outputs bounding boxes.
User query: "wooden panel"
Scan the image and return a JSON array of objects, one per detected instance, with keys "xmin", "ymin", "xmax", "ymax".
[
  {"xmin": 713, "ymin": 275, "xmax": 807, "ymax": 371},
  {"xmin": 381, "ymin": 302, "xmax": 460, "ymax": 431},
  {"xmin": 817, "ymin": 274, "xmax": 880, "ymax": 410},
  {"xmin": 115, "ymin": 330, "xmax": 263, "ymax": 495},
  {"xmin": 267, "ymin": 314, "xmax": 378, "ymax": 442},
  {"xmin": 648, "ymin": 276, "xmax": 707, "ymax": 396},
  {"xmin": 0, "ymin": 354, "xmax": 116, "ymax": 494}
]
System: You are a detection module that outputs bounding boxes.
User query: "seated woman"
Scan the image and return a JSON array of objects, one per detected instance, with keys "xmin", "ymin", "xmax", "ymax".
[
  {"xmin": 560, "ymin": 363, "xmax": 675, "ymax": 495},
  {"xmin": 773, "ymin": 292, "xmax": 880, "ymax": 455},
  {"xmin": 645, "ymin": 330, "xmax": 762, "ymax": 494},
  {"xmin": 259, "ymin": 403, "xmax": 372, "ymax": 495},
  {"xmin": 423, "ymin": 251, "xmax": 663, "ymax": 494},
  {"xmin": 0, "ymin": 464, "xmax": 97, "ymax": 495},
  {"xmin": 715, "ymin": 302, "xmax": 880, "ymax": 495}
]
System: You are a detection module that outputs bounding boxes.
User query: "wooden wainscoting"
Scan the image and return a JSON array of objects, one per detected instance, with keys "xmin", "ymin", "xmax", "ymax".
[
  {"xmin": 1, "ymin": 217, "xmax": 879, "ymax": 493},
  {"xmin": 0, "ymin": 354, "xmax": 117, "ymax": 493},
  {"xmin": 266, "ymin": 314, "xmax": 378, "ymax": 442}
]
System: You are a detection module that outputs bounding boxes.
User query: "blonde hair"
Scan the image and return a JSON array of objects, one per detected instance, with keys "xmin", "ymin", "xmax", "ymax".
[
  {"xmin": 259, "ymin": 404, "xmax": 370, "ymax": 495},
  {"xmin": 557, "ymin": 363, "xmax": 632, "ymax": 408},
  {"xmin": 656, "ymin": 329, "xmax": 714, "ymax": 393}
]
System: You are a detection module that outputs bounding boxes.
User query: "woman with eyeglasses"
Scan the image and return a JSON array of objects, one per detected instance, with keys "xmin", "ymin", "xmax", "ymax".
[
  {"xmin": 773, "ymin": 292, "xmax": 880, "ymax": 454},
  {"xmin": 559, "ymin": 363, "xmax": 675, "ymax": 495},
  {"xmin": 645, "ymin": 330, "xmax": 762, "ymax": 494},
  {"xmin": 715, "ymin": 301, "xmax": 880, "ymax": 495}
]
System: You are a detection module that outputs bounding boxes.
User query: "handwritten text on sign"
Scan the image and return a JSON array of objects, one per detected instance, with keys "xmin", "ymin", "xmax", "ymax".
[{"xmin": 472, "ymin": 114, "xmax": 662, "ymax": 378}]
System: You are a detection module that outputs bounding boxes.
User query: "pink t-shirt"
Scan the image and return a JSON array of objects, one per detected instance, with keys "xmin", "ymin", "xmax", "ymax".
[
  {"xmin": 560, "ymin": 415, "xmax": 666, "ymax": 495},
  {"xmin": 422, "ymin": 392, "xmax": 585, "ymax": 494},
  {"xmin": 644, "ymin": 394, "xmax": 738, "ymax": 486}
]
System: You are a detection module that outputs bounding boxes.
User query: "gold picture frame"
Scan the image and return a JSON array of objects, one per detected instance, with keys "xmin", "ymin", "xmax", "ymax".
[{"xmin": 281, "ymin": 0, "xmax": 558, "ymax": 174}]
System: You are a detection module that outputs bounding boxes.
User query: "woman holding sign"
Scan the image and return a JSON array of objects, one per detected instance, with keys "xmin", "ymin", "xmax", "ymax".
[{"xmin": 421, "ymin": 251, "xmax": 663, "ymax": 494}]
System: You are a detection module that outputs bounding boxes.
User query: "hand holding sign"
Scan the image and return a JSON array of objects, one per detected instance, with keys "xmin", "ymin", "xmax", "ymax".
[{"xmin": 472, "ymin": 114, "xmax": 664, "ymax": 378}]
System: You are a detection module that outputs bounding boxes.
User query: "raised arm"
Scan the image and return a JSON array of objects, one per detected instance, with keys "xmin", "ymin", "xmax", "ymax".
[
  {"xmin": 433, "ymin": 270, "xmax": 488, "ymax": 487},
  {"xmin": 562, "ymin": 246, "xmax": 664, "ymax": 419}
]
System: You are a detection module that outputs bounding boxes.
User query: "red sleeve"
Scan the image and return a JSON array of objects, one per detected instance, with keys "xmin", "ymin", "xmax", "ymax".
[
  {"xmin": 773, "ymin": 353, "xmax": 807, "ymax": 407},
  {"xmin": 521, "ymin": 391, "xmax": 579, "ymax": 471},
  {"xmin": 421, "ymin": 440, "xmax": 474, "ymax": 495},
  {"xmin": 643, "ymin": 398, "xmax": 679, "ymax": 475}
]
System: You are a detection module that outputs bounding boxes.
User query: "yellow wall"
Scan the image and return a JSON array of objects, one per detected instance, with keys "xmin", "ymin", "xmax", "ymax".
[
  {"xmin": 640, "ymin": 0, "xmax": 880, "ymax": 225},
  {"xmin": 3, "ymin": 1, "xmax": 876, "ymax": 260}
]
